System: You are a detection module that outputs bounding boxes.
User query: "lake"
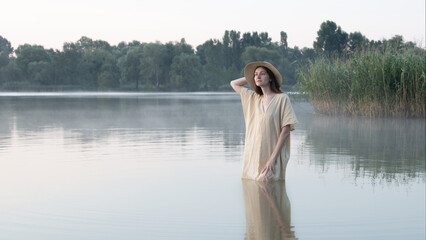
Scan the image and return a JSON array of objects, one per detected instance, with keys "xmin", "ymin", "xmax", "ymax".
[{"xmin": 0, "ymin": 92, "xmax": 424, "ymax": 240}]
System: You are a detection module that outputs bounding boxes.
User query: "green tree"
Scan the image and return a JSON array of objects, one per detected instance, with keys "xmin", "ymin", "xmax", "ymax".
[
  {"xmin": 241, "ymin": 46, "xmax": 280, "ymax": 65},
  {"xmin": 75, "ymin": 36, "xmax": 95, "ymax": 51},
  {"xmin": 92, "ymin": 40, "xmax": 112, "ymax": 51},
  {"xmin": 168, "ymin": 38, "xmax": 194, "ymax": 56},
  {"xmin": 81, "ymin": 48, "xmax": 119, "ymax": 89},
  {"xmin": 280, "ymin": 31, "xmax": 288, "ymax": 56},
  {"xmin": 15, "ymin": 44, "xmax": 51, "ymax": 75},
  {"xmin": 301, "ymin": 47, "xmax": 316, "ymax": 63},
  {"xmin": 55, "ymin": 42, "xmax": 85, "ymax": 87},
  {"xmin": 282, "ymin": 47, "xmax": 303, "ymax": 86},
  {"xmin": 169, "ymin": 53, "xmax": 202, "ymax": 91},
  {"xmin": 163, "ymin": 38, "xmax": 195, "ymax": 87},
  {"xmin": 386, "ymin": 35, "xmax": 404, "ymax": 49},
  {"xmin": 314, "ymin": 20, "xmax": 348, "ymax": 56},
  {"xmin": 116, "ymin": 40, "xmax": 142, "ymax": 58},
  {"xmin": 0, "ymin": 36, "xmax": 13, "ymax": 69},
  {"xmin": 259, "ymin": 32, "xmax": 272, "ymax": 47},
  {"xmin": 197, "ymin": 39, "xmax": 224, "ymax": 67},
  {"xmin": 348, "ymin": 32, "xmax": 368, "ymax": 51},
  {"xmin": 196, "ymin": 39, "xmax": 226, "ymax": 89},
  {"xmin": 0, "ymin": 60, "xmax": 24, "ymax": 88},
  {"xmin": 140, "ymin": 42, "xmax": 168, "ymax": 88},
  {"xmin": 14, "ymin": 44, "xmax": 55, "ymax": 87},
  {"xmin": 251, "ymin": 32, "xmax": 262, "ymax": 47},
  {"xmin": 27, "ymin": 61, "xmax": 53, "ymax": 85},
  {"xmin": 98, "ymin": 71, "xmax": 118, "ymax": 89},
  {"xmin": 241, "ymin": 32, "xmax": 254, "ymax": 48},
  {"xmin": 222, "ymin": 30, "xmax": 243, "ymax": 69},
  {"xmin": 117, "ymin": 46, "xmax": 144, "ymax": 89}
]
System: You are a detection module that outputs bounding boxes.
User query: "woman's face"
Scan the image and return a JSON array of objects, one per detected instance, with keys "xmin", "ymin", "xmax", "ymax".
[{"xmin": 254, "ymin": 67, "xmax": 271, "ymax": 87}]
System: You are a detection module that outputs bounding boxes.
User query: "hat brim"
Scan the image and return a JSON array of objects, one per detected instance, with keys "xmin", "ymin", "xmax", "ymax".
[{"xmin": 244, "ymin": 62, "xmax": 282, "ymax": 90}]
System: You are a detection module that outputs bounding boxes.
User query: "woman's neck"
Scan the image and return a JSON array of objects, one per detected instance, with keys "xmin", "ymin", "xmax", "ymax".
[{"xmin": 260, "ymin": 85, "xmax": 274, "ymax": 97}]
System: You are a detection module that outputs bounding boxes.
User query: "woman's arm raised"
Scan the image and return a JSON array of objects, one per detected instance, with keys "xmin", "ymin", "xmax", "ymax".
[{"xmin": 230, "ymin": 77, "xmax": 247, "ymax": 95}]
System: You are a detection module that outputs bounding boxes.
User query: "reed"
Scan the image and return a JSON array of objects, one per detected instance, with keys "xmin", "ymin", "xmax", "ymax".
[{"xmin": 298, "ymin": 46, "xmax": 426, "ymax": 117}]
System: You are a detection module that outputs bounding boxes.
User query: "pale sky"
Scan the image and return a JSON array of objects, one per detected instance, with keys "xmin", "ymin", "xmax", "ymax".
[{"xmin": 1, "ymin": 0, "xmax": 424, "ymax": 50}]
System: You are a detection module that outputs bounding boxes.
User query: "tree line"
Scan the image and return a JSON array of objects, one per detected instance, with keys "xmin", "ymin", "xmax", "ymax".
[{"xmin": 0, "ymin": 20, "xmax": 421, "ymax": 91}]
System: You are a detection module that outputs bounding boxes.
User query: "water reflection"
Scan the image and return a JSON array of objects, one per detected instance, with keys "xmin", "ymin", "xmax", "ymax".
[
  {"xmin": 1, "ymin": 94, "xmax": 424, "ymax": 183},
  {"xmin": 0, "ymin": 94, "xmax": 245, "ymax": 161},
  {"xmin": 303, "ymin": 115, "xmax": 425, "ymax": 184},
  {"xmin": 242, "ymin": 180, "xmax": 296, "ymax": 240}
]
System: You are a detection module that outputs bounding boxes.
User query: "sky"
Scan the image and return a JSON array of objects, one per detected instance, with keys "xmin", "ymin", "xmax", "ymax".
[{"xmin": 1, "ymin": 0, "xmax": 424, "ymax": 50}]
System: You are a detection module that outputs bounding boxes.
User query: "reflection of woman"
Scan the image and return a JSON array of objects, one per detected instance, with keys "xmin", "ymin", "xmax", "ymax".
[
  {"xmin": 242, "ymin": 180, "xmax": 297, "ymax": 240},
  {"xmin": 231, "ymin": 62, "xmax": 298, "ymax": 181}
]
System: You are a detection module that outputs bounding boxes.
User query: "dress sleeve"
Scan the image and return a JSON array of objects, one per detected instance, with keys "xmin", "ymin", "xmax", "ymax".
[
  {"xmin": 240, "ymin": 87, "xmax": 256, "ymax": 119},
  {"xmin": 280, "ymin": 94, "xmax": 298, "ymax": 131}
]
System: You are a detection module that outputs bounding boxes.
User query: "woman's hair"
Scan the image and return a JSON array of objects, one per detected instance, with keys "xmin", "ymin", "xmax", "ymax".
[{"xmin": 254, "ymin": 66, "xmax": 283, "ymax": 95}]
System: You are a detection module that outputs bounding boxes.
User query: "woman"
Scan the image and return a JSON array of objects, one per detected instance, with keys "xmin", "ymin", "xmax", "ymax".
[{"xmin": 230, "ymin": 62, "xmax": 298, "ymax": 181}]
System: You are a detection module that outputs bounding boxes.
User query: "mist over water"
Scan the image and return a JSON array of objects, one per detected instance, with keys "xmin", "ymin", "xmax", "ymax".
[{"xmin": 0, "ymin": 93, "xmax": 424, "ymax": 240}]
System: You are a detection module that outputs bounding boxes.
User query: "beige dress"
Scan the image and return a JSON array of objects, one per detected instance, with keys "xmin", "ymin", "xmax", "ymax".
[
  {"xmin": 242, "ymin": 180, "xmax": 297, "ymax": 239},
  {"xmin": 240, "ymin": 87, "xmax": 298, "ymax": 181}
]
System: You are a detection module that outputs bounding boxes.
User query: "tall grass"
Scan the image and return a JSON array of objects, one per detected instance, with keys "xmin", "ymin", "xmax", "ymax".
[{"xmin": 298, "ymin": 47, "xmax": 425, "ymax": 117}]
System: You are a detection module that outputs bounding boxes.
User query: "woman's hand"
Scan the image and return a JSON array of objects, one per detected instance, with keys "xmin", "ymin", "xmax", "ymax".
[
  {"xmin": 230, "ymin": 77, "xmax": 247, "ymax": 94},
  {"xmin": 259, "ymin": 126, "xmax": 291, "ymax": 178},
  {"xmin": 260, "ymin": 157, "xmax": 278, "ymax": 176}
]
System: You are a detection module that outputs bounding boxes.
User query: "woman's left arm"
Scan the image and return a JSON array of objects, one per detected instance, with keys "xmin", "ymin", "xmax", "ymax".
[{"xmin": 261, "ymin": 125, "xmax": 291, "ymax": 175}]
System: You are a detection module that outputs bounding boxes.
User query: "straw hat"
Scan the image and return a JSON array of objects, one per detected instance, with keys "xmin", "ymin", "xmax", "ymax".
[{"xmin": 244, "ymin": 62, "xmax": 282, "ymax": 90}]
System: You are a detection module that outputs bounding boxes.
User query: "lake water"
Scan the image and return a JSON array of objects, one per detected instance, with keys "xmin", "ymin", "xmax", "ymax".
[{"xmin": 0, "ymin": 92, "xmax": 424, "ymax": 240}]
